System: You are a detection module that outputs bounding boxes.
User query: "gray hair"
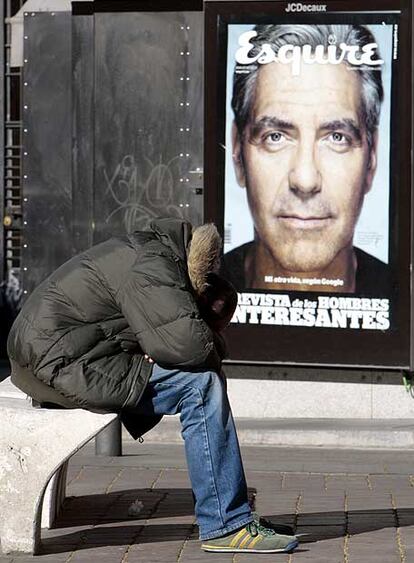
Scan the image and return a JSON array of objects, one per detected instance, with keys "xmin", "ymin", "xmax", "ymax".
[{"xmin": 232, "ymin": 24, "xmax": 384, "ymax": 151}]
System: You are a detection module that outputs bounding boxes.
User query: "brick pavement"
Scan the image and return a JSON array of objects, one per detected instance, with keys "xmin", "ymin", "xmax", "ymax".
[{"xmin": 1, "ymin": 442, "xmax": 414, "ymax": 562}]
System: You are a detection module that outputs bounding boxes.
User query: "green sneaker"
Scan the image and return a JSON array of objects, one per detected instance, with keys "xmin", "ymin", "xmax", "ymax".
[{"xmin": 201, "ymin": 520, "xmax": 298, "ymax": 553}]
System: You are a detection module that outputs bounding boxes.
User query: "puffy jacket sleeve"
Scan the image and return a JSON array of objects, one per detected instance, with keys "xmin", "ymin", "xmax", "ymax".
[{"xmin": 116, "ymin": 248, "xmax": 222, "ymax": 372}]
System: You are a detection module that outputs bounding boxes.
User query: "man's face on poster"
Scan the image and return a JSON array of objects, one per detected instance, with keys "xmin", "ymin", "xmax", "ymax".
[{"xmin": 232, "ymin": 59, "xmax": 378, "ymax": 274}]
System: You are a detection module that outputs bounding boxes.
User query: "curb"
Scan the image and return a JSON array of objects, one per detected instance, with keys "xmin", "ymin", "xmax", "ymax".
[{"xmin": 123, "ymin": 417, "xmax": 414, "ymax": 449}]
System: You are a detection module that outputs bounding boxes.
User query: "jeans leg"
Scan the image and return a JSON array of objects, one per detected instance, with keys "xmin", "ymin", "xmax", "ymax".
[{"xmin": 137, "ymin": 364, "xmax": 253, "ymax": 540}]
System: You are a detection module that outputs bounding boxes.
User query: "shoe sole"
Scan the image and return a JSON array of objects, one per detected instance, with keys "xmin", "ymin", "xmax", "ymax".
[{"xmin": 201, "ymin": 539, "xmax": 299, "ymax": 553}]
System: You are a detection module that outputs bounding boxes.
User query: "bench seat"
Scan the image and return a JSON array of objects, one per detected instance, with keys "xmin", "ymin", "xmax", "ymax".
[{"xmin": 0, "ymin": 376, "xmax": 117, "ymax": 555}]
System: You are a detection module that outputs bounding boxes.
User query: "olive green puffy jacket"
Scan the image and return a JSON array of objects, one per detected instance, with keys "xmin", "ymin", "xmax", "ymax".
[{"xmin": 7, "ymin": 218, "xmax": 222, "ymax": 434}]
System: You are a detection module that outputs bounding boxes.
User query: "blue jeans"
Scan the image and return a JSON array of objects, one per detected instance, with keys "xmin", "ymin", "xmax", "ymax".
[{"xmin": 135, "ymin": 363, "xmax": 253, "ymax": 540}]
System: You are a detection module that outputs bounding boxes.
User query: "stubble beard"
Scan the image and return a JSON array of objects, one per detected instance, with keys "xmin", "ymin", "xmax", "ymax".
[{"xmin": 263, "ymin": 234, "xmax": 348, "ymax": 275}]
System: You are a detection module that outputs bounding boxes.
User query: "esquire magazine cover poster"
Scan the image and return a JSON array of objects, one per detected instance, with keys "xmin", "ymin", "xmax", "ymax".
[{"xmin": 205, "ymin": 0, "xmax": 412, "ymax": 367}]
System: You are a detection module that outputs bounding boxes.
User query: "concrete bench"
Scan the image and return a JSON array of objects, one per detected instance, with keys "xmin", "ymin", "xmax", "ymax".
[{"xmin": 0, "ymin": 376, "xmax": 117, "ymax": 555}]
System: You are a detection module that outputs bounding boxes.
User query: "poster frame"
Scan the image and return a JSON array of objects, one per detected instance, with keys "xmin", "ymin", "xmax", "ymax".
[{"xmin": 204, "ymin": 0, "xmax": 413, "ymax": 370}]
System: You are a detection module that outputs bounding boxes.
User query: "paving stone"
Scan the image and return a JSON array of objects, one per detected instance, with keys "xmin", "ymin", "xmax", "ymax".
[
  {"xmin": 293, "ymin": 537, "xmax": 344, "ymax": 560},
  {"xmin": 13, "ymin": 555, "xmax": 70, "ymax": 562},
  {"xmin": 297, "ymin": 513, "xmax": 345, "ymax": 524},
  {"xmin": 370, "ymin": 474, "xmax": 414, "ymax": 490},
  {"xmin": 404, "ymin": 546, "xmax": 414, "ymax": 560},
  {"xmin": 347, "ymin": 545, "xmax": 401, "ymax": 562},
  {"xmin": 399, "ymin": 524, "xmax": 414, "ymax": 545},
  {"xmin": 68, "ymin": 546, "xmax": 127, "ymax": 563},
  {"xmin": 123, "ymin": 542, "xmax": 183, "ymax": 562}
]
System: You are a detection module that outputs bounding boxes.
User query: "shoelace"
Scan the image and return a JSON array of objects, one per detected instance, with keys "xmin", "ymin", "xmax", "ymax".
[
  {"xmin": 246, "ymin": 521, "xmax": 276, "ymax": 537},
  {"xmin": 252, "ymin": 511, "xmax": 275, "ymax": 529}
]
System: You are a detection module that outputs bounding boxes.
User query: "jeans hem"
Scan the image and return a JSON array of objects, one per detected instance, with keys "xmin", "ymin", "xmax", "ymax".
[{"xmin": 199, "ymin": 516, "xmax": 254, "ymax": 541}]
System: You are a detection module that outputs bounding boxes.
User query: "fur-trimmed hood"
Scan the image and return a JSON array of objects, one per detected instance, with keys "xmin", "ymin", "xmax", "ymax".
[
  {"xmin": 186, "ymin": 223, "xmax": 222, "ymax": 295},
  {"xmin": 150, "ymin": 218, "xmax": 222, "ymax": 296}
]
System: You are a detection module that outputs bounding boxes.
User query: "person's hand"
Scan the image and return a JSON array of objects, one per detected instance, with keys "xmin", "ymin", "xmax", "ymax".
[{"xmin": 144, "ymin": 354, "xmax": 154, "ymax": 364}]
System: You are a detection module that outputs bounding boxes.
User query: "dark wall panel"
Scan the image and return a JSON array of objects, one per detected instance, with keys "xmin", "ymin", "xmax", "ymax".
[
  {"xmin": 93, "ymin": 11, "xmax": 203, "ymax": 244},
  {"xmin": 22, "ymin": 13, "xmax": 73, "ymax": 295},
  {"xmin": 72, "ymin": 13, "xmax": 95, "ymax": 254}
]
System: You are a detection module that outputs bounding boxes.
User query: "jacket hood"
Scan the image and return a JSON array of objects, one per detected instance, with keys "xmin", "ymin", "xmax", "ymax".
[
  {"xmin": 149, "ymin": 217, "xmax": 193, "ymax": 262},
  {"xmin": 149, "ymin": 217, "xmax": 222, "ymax": 296}
]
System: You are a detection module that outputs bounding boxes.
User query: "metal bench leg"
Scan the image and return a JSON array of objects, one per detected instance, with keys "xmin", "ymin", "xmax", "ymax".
[{"xmin": 95, "ymin": 416, "xmax": 122, "ymax": 456}]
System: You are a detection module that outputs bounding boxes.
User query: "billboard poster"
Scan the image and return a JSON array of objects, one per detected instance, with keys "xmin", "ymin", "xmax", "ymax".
[{"xmin": 205, "ymin": 1, "xmax": 412, "ymax": 368}]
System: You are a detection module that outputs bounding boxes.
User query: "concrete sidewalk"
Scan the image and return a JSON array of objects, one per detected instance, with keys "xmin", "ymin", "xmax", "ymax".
[{"xmin": 1, "ymin": 441, "xmax": 414, "ymax": 562}]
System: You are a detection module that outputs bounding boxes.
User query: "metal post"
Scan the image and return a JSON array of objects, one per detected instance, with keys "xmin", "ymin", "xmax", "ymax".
[
  {"xmin": 0, "ymin": 0, "xmax": 5, "ymax": 283},
  {"xmin": 95, "ymin": 416, "xmax": 122, "ymax": 456}
]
